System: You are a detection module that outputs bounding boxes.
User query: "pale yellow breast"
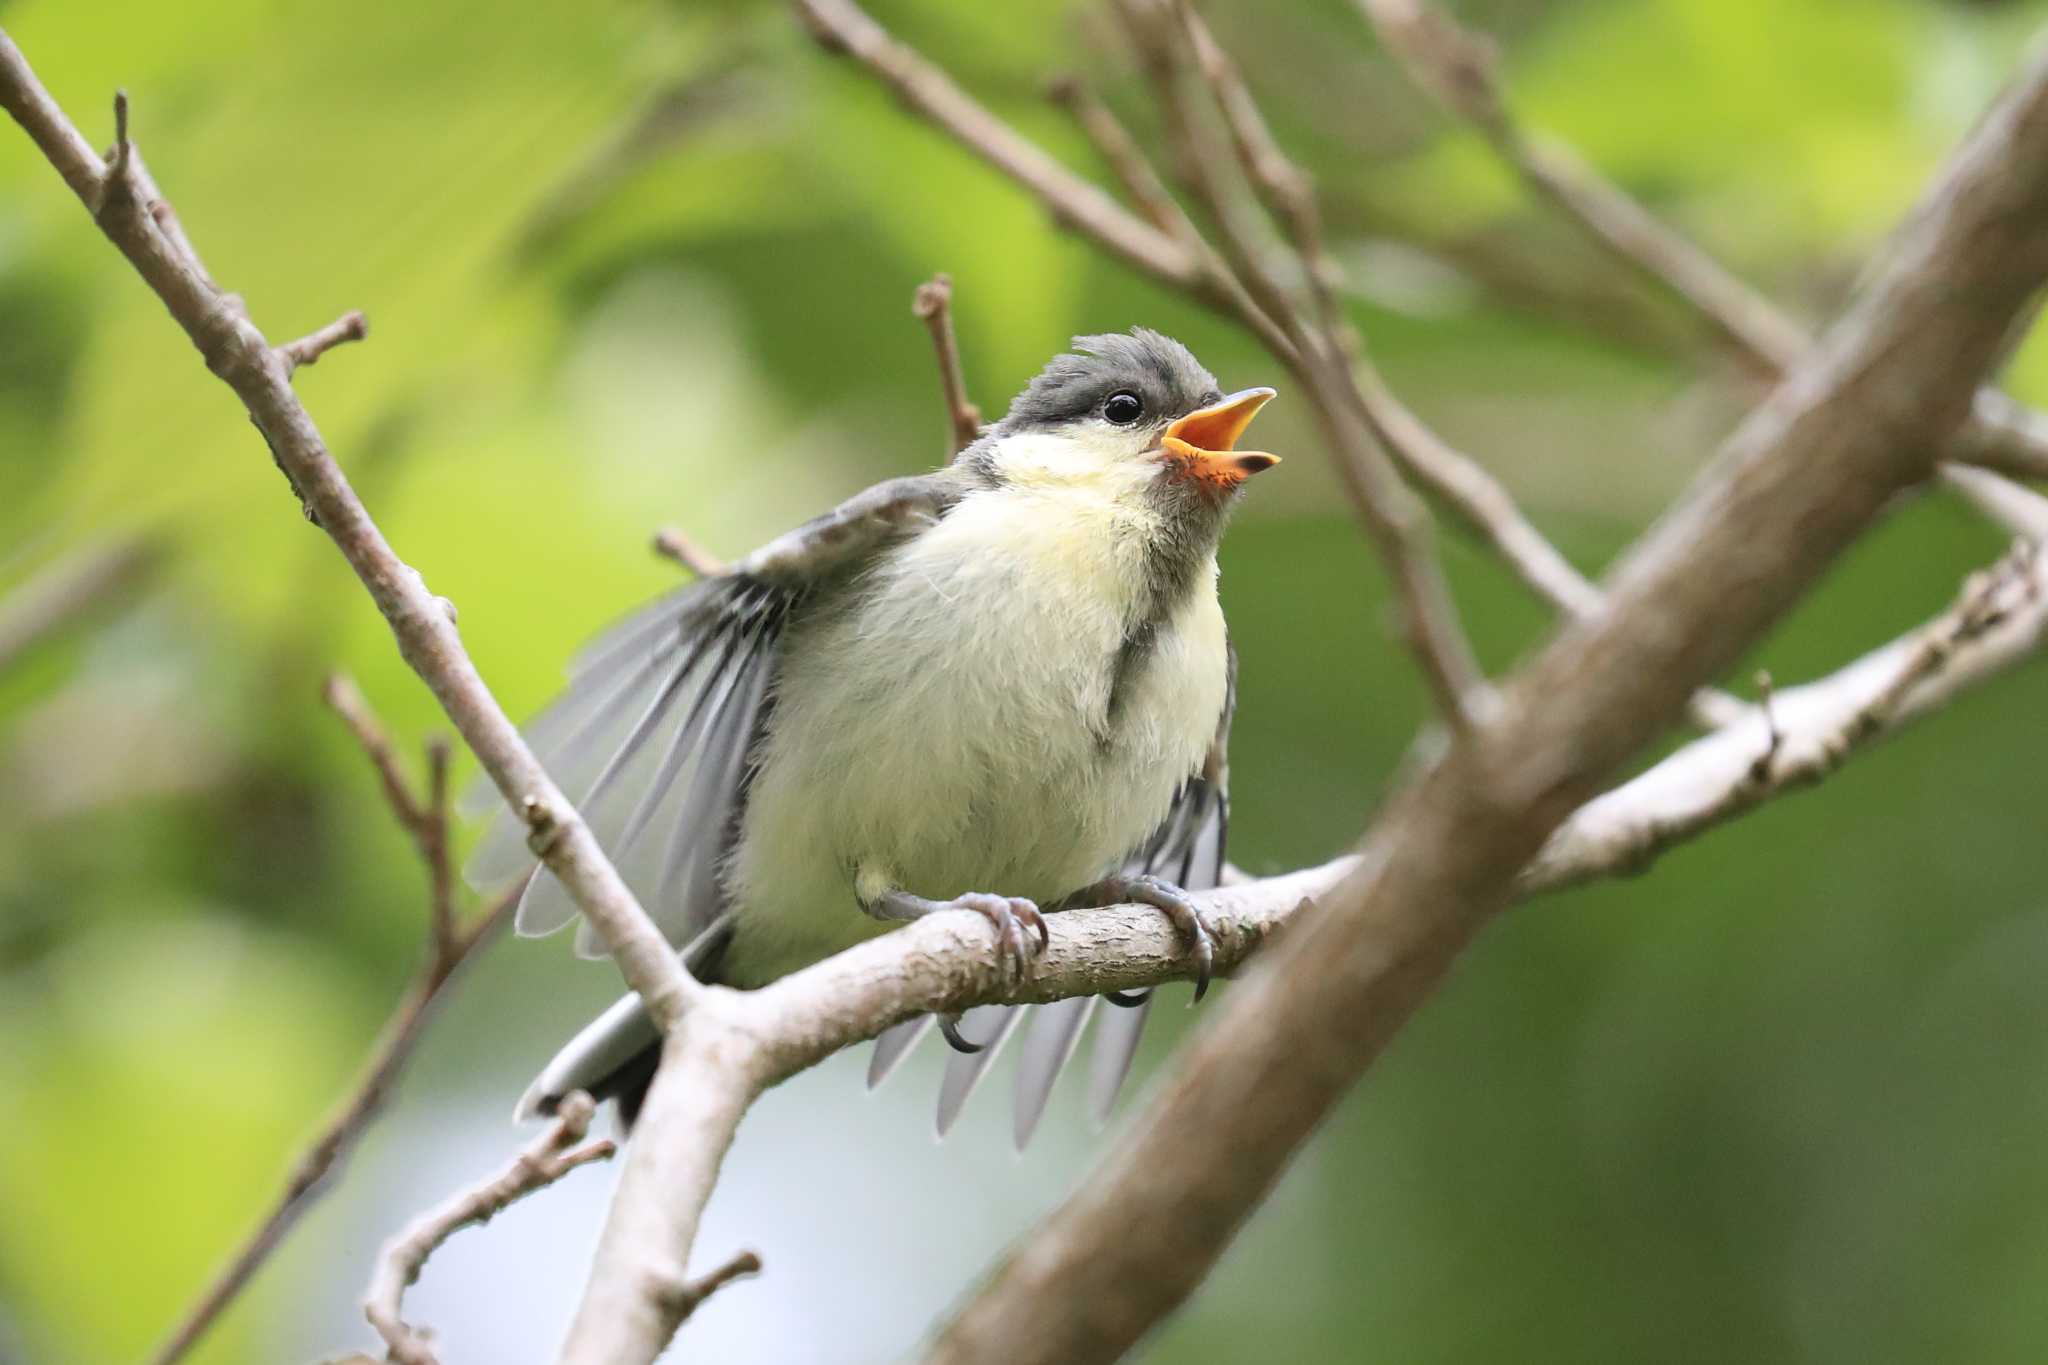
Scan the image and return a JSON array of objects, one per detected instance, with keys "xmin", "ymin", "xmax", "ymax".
[{"xmin": 722, "ymin": 480, "xmax": 1229, "ymax": 984}]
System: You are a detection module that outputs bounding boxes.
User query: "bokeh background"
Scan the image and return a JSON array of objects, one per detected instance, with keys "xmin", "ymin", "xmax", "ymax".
[{"xmin": 5, "ymin": 0, "xmax": 2048, "ymax": 1361}]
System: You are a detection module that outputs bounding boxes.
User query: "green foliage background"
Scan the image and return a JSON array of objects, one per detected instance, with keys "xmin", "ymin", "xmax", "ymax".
[{"xmin": 4, "ymin": 0, "xmax": 2048, "ymax": 1360}]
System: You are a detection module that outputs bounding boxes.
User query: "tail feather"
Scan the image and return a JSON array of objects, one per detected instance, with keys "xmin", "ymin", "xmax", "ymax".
[
  {"xmin": 515, "ymin": 917, "xmax": 734, "ymax": 1126},
  {"xmin": 1012, "ymin": 995, "xmax": 1097, "ymax": 1149},
  {"xmin": 934, "ymin": 1006, "xmax": 1027, "ymax": 1137},
  {"xmin": 1088, "ymin": 991, "xmax": 1154, "ymax": 1125},
  {"xmin": 867, "ymin": 1016, "xmax": 934, "ymax": 1090}
]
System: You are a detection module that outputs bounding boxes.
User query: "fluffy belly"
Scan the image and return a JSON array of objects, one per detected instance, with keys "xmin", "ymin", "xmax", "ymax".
[{"xmin": 720, "ymin": 490, "xmax": 1227, "ymax": 986}]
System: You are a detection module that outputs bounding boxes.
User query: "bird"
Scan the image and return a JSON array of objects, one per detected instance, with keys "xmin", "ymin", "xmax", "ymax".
[{"xmin": 466, "ymin": 327, "xmax": 1278, "ymax": 1147}]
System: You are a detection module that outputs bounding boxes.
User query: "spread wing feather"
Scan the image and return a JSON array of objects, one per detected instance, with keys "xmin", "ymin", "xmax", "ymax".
[{"xmin": 494, "ymin": 474, "xmax": 963, "ymax": 1120}]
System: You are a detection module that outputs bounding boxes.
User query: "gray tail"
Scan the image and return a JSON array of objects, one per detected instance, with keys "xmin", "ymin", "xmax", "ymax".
[{"xmin": 516, "ymin": 917, "xmax": 734, "ymax": 1129}]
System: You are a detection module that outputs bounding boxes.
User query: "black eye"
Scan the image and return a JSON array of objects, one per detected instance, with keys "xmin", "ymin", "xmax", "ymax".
[{"xmin": 1102, "ymin": 391, "xmax": 1144, "ymax": 426}]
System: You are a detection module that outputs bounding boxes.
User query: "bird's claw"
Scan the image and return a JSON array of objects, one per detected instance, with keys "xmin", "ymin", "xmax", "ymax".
[
  {"xmin": 950, "ymin": 891, "xmax": 1046, "ymax": 984},
  {"xmin": 937, "ymin": 1013, "xmax": 983, "ymax": 1054},
  {"xmin": 1101, "ymin": 874, "xmax": 1217, "ymax": 1002}
]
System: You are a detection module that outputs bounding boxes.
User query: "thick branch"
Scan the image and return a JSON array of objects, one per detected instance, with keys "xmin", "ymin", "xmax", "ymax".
[
  {"xmin": 924, "ymin": 44, "xmax": 2048, "ymax": 1364},
  {"xmin": 1520, "ymin": 538, "xmax": 2048, "ymax": 893},
  {"xmin": 550, "ymin": 496, "xmax": 2048, "ymax": 1360},
  {"xmin": 0, "ymin": 28, "xmax": 694, "ymax": 1028}
]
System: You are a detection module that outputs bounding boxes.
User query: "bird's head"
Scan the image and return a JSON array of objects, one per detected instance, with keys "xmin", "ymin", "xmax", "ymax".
[{"xmin": 978, "ymin": 329, "xmax": 1279, "ymax": 510}]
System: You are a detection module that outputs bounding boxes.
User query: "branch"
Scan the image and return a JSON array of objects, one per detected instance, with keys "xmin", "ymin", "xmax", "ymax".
[
  {"xmin": 146, "ymin": 678, "xmax": 514, "ymax": 1365},
  {"xmin": 1045, "ymin": 74, "xmax": 1194, "ymax": 238},
  {"xmin": 278, "ymin": 308, "xmax": 369, "ymax": 374},
  {"xmin": 0, "ymin": 533, "xmax": 165, "ymax": 674},
  {"xmin": 923, "ymin": 42, "xmax": 2048, "ymax": 1363},
  {"xmin": 1941, "ymin": 462, "xmax": 2048, "ymax": 541},
  {"xmin": 792, "ymin": 0, "xmax": 1200, "ymax": 291},
  {"xmin": 1519, "ymin": 538, "xmax": 2048, "ymax": 894},
  {"xmin": 1356, "ymin": 0, "xmax": 2048, "ymax": 484},
  {"xmin": 556, "ymin": 505, "xmax": 2048, "ymax": 1362},
  {"xmin": 805, "ymin": 0, "xmax": 1758, "ymax": 731},
  {"xmin": 0, "ymin": 28, "xmax": 693, "ymax": 1027},
  {"xmin": 1119, "ymin": 0, "xmax": 1491, "ymax": 725},
  {"xmin": 651, "ymin": 525, "xmax": 727, "ymax": 578},
  {"xmin": 911, "ymin": 274, "xmax": 983, "ymax": 457},
  {"xmin": 365, "ymin": 1093, "xmax": 617, "ymax": 1365}
]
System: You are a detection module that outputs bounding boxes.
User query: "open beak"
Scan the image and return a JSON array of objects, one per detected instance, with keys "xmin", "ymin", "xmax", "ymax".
[{"xmin": 1160, "ymin": 387, "xmax": 1280, "ymax": 488}]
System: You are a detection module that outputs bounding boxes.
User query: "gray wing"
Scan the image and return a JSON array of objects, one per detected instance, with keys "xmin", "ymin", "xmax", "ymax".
[
  {"xmin": 466, "ymin": 473, "xmax": 961, "ymax": 960},
  {"xmin": 874, "ymin": 642, "xmax": 1238, "ymax": 1146}
]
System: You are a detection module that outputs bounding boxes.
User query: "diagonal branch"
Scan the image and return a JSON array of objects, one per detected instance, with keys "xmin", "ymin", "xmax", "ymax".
[
  {"xmin": 145, "ymin": 679, "xmax": 515, "ymax": 1365},
  {"xmin": 0, "ymin": 28, "xmax": 693, "ymax": 1028},
  {"xmin": 1357, "ymin": 0, "xmax": 2048, "ymax": 483},
  {"xmin": 0, "ymin": 533, "xmax": 166, "ymax": 675},
  {"xmin": 557, "ymin": 511, "xmax": 2048, "ymax": 1365},
  {"xmin": 923, "ymin": 41, "xmax": 2048, "ymax": 1364},
  {"xmin": 1519, "ymin": 537, "xmax": 2048, "ymax": 894}
]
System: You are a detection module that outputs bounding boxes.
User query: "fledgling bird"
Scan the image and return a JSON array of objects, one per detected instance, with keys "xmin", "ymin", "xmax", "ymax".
[{"xmin": 468, "ymin": 328, "xmax": 1278, "ymax": 1146}]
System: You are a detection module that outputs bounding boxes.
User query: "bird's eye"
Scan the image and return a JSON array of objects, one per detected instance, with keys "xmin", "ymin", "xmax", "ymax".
[{"xmin": 1103, "ymin": 391, "xmax": 1144, "ymax": 426}]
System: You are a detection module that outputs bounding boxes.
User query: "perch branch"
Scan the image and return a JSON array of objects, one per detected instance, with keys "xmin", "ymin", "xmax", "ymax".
[
  {"xmin": 556, "ymin": 519, "xmax": 2048, "ymax": 1365},
  {"xmin": 365, "ymin": 1093, "xmax": 617, "ymax": 1365}
]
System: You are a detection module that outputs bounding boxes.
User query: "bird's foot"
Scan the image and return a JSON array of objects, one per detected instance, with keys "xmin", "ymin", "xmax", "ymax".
[
  {"xmin": 1087, "ymin": 873, "xmax": 1217, "ymax": 1001},
  {"xmin": 871, "ymin": 888, "xmax": 1047, "ymax": 991}
]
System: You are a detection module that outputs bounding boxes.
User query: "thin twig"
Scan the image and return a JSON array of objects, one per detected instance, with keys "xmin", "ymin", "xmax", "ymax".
[
  {"xmin": 1940, "ymin": 463, "xmax": 2048, "ymax": 542},
  {"xmin": 366, "ymin": 1093, "xmax": 617, "ymax": 1365},
  {"xmin": 0, "ymin": 533, "xmax": 165, "ymax": 674},
  {"xmin": 1046, "ymin": 75, "xmax": 1191, "ymax": 238},
  {"xmin": 1111, "ymin": 0, "xmax": 1489, "ymax": 725},
  {"xmin": 279, "ymin": 309, "xmax": 369, "ymax": 374},
  {"xmin": 1522, "ymin": 539, "xmax": 2048, "ymax": 892},
  {"xmin": 661, "ymin": 1249, "xmax": 764, "ymax": 1326},
  {"xmin": 911, "ymin": 274, "xmax": 983, "ymax": 457},
  {"xmin": 145, "ymin": 678, "xmax": 515, "ymax": 1365},
  {"xmin": 1355, "ymin": 0, "xmax": 2048, "ymax": 483},
  {"xmin": 1165, "ymin": 0, "xmax": 1748, "ymax": 727},
  {"xmin": 793, "ymin": 0, "xmax": 1200, "ymax": 290},
  {"xmin": 323, "ymin": 673, "xmax": 431, "ymax": 832},
  {"xmin": 652, "ymin": 526, "xmax": 727, "ymax": 578}
]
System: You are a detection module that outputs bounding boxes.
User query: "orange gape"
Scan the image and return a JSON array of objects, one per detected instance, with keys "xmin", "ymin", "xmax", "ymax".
[{"xmin": 1160, "ymin": 388, "xmax": 1281, "ymax": 487}]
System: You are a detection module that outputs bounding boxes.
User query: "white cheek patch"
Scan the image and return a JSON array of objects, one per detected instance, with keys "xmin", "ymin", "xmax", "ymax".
[{"xmin": 989, "ymin": 426, "xmax": 1160, "ymax": 498}]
